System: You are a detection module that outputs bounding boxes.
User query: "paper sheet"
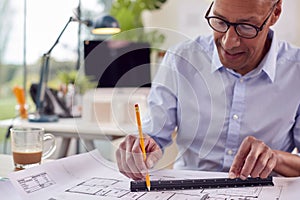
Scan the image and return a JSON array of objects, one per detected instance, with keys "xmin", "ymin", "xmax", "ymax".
[
  {"xmin": 7, "ymin": 150, "xmax": 300, "ymax": 200},
  {"xmin": 0, "ymin": 179, "xmax": 22, "ymax": 200}
]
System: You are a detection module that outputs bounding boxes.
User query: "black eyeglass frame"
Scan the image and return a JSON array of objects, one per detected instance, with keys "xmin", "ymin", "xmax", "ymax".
[{"xmin": 205, "ymin": 0, "xmax": 279, "ymax": 39}]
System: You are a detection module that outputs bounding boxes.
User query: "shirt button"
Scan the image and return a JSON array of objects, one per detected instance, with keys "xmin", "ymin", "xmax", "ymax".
[
  {"xmin": 227, "ymin": 149, "xmax": 233, "ymax": 155},
  {"xmin": 232, "ymin": 114, "xmax": 239, "ymax": 120},
  {"xmin": 240, "ymin": 78, "xmax": 244, "ymax": 83}
]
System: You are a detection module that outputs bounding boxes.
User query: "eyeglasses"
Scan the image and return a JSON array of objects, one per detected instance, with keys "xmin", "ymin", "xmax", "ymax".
[{"xmin": 205, "ymin": 1, "xmax": 279, "ymax": 39}]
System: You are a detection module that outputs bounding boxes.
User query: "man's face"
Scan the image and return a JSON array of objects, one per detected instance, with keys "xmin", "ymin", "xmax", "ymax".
[{"xmin": 212, "ymin": 0, "xmax": 278, "ymax": 75}]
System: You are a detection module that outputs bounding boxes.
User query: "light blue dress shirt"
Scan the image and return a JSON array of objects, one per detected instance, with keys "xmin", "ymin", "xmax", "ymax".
[{"xmin": 143, "ymin": 30, "xmax": 300, "ymax": 172}]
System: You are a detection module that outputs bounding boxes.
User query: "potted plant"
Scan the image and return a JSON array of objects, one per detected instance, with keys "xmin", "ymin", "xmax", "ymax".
[
  {"xmin": 110, "ymin": 0, "xmax": 167, "ymax": 47},
  {"xmin": 57, "ymin": 70, "xmax": 96, "ymax": 117}
]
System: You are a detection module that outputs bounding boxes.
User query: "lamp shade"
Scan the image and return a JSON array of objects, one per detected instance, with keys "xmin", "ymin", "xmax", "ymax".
[{"xmin": 91, "ymin": 15, "xmax": 121, "ymax": 35}]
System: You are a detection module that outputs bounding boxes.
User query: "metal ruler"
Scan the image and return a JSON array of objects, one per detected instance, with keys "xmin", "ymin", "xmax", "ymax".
[{"xmin": 130, "ymin": 176, "xmax": 274, "ymax": 192}]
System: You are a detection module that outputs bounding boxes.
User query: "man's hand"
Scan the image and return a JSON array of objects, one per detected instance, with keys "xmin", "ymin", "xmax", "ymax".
[
  {"xmin": 115, "ymin": 134, "xmax": 163, "ymax": 180},
  {"xmin": 229, "ymin": 136, "xmax": 277, "ymax": 179}
]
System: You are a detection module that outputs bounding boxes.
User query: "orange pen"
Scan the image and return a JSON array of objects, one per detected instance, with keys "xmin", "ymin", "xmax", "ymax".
[{"xmin": 13, "ymin": 86, "xmax": 27, "ymax": 119}]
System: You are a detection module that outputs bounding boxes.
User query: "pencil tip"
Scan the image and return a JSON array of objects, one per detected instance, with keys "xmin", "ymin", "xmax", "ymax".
[{"xmin": 147, "ymin": 186, "xmax": 151, "ymax": 191}]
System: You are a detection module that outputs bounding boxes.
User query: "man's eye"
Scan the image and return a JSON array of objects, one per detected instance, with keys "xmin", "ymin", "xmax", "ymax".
[
  {"xmin": 215, "ymin": 19, "xmax": 226, "ymax": 26},
  {"xmin": 238, "ymin": 24, "xmax": 255, "ymax": 31}
]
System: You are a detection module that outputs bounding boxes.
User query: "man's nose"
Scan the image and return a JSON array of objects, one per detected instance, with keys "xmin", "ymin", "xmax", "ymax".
[{"xmin": 222, "ymin": 26, "xmax": 241, "ymax": 49}]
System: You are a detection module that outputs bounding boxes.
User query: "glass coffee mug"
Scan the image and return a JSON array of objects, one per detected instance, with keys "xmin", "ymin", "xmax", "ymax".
[{"xmin": 10, "ymin": 127, "xmax": 56, "ymax": 169}]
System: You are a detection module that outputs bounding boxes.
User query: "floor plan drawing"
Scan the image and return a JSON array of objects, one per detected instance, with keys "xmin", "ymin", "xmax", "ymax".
[
  {"xmin": 17, "ymin": 172, "xmax": 55, "ymax": 194},
  {"xmin": 66, "ymin": 177, "xmax": 209, "ymax": 200},
  {"xmin": 8, "ymin": 150, "xmax": 298, "ymax": 200},
  {"xmin": 65, "ymin": 177, "xmax": 282, "ymax": 200}
]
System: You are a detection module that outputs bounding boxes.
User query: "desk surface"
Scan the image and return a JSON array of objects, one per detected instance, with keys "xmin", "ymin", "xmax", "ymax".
[
  {"xmin": 0, "ymin": 118, "xmax": 135, "ymax": 140},
  {"xmin": 0, "ymin": 154, "xmax": 52, "ymax": 178},
  {"xmin": 0, "ymin": 154, "xmax": 14, "ymax": 178},
  {"xmin": 0, "ymin": 118, "xmax": 134, "ymax": 158}
]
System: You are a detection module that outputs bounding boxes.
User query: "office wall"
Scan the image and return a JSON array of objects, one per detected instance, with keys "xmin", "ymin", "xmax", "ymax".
[
  {"xmin": 273, "ymin": 0, "xmax": 300, "ymax": 46},
  {"xmin": 143, "ymin": 0, "xmax": 300, "ymax": 49},
  {"xmin": 143, "ymin": 0, "xmax": 211, "ymax": 49}
]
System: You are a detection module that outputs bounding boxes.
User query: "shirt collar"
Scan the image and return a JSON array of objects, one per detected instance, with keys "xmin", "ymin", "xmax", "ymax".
[
  {"xmin": 259, "ymin": 30, "xmax": 277, "ymax": 82},
  {"xmin": 211, "ymin": 44, "xmax": 223, "ymax": 73},
  {"xmin": 211, "ymin": 29, "xmax": 277, "ymax": 82}
]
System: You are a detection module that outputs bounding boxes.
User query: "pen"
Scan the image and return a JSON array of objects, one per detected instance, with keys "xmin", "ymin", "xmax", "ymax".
[
  {"xmin": 134, "ymin": 104, "xmax": 151, "ymax": 191},
  {"xmin": 12, "ymin": 86, "xmax": 27, "ymax": 119}
]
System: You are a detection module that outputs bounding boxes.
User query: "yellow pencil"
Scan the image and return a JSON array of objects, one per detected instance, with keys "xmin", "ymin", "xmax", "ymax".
[{"xmin": 134, "ymin": 104, "xmax": 151, "ymax": 191}]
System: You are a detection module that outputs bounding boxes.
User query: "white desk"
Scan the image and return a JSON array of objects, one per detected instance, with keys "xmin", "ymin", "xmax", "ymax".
[
  {"xmin": 0, "ymin": 118, "xmax": 134, "ymax": 158},
  {"xmin": 0, "ymin": 154, "xmax": 14, "ymax": 178},
  {"xmin": 0, "ymin": 154, "xmax": 53, "ymax": 179}
]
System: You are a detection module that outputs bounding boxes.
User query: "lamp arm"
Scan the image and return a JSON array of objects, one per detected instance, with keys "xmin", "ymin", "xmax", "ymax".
[
  {"xmin": 43, "ymin": 16, "xmax": 91, "ymax": 57},
  {"xmin": 46, "ymin": 17, "xmax": 73, "ymax": 55},
  {"xmin": 35, "ymin": 17, "xmax": 73, "ymax": 113}
]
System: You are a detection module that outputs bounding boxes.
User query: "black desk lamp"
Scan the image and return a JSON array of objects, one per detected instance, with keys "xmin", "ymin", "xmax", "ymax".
[{"xmin": 28, "ymin": 15, "xmax": 120, "ymax": 122}]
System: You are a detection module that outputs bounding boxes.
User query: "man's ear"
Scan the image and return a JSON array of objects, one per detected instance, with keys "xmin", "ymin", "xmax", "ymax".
[{"xmin": 270, "ymin": 0, "xmax": 282, "ymax": 26}]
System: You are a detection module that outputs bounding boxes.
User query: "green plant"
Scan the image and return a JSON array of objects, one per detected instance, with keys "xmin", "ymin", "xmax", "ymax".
[
  {"xmin": 57, "ymin": 70, "xmax": 96, "ymax": 95},
  {"xmin": 110, "ymin": 0, "xmax": 167, "ymax": 47}
]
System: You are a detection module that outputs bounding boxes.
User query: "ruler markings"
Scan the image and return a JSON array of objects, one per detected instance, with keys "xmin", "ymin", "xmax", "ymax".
[{"xmin": 130, "ymin": 176, "xmax": 274, "ymax": 192}]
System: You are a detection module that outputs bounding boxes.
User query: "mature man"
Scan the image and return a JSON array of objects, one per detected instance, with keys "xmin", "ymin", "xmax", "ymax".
[{"xmin": 116, "ymin": 0, "xmax": 300, "ymax": 180}]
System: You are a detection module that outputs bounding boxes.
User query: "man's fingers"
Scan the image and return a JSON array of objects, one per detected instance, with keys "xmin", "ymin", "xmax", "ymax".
[
  {"xmin": 229, "ymin": 161, "xmax": 242, "ymax": 178},
  {"xmin": 240, "ymin": 147, "xmax": 263, "ymax": 179},
  {"xmin": 116, "ymin": 134, "xmax": 162, "ymax": 180},
  {"xmin": 259, "ymin": 155, "xmax": 277, "ymax": 178},
  {"xmin": 117, "ymin": 135, "xmax": 145, "ymax": 180},
  {"xmin": 230, "ymin": 136, "xmax": 277, "ymax": 180},
  {"xmin": 249, "ymin": 149, "xmax": 273, "ymax": 178},
  {"xmin": 144, "ymin": 137, "xmax": 163, "ymax": 169},
  {"xmin": 117, "ymin": 150, "xmax": 140, "ymax": 180},
  {"xmin": 131, "ymin": 137, "xmax": 148, "ymax": 176},
  {"xmin": 229, "ymin": 137, "xmax": 253, "ymax": 178}
]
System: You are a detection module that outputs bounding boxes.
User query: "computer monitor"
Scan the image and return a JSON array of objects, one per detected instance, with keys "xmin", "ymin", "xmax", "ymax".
[{"xmin": 84, "ymin": 40, "xmax": 152, "ymax": 88}]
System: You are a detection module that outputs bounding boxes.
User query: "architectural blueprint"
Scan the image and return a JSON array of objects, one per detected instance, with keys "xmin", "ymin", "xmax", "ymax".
[{"xmin": 8, "ymin": 150, "xmax": 300, "ymax": 200}]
